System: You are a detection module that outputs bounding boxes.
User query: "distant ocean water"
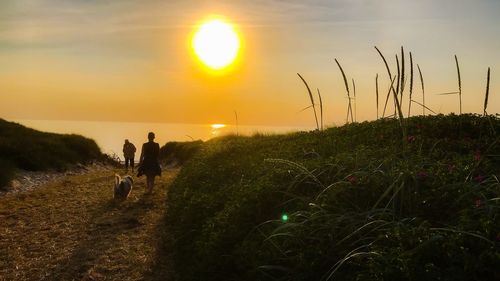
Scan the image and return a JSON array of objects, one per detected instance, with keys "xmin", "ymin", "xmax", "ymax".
[{"xmin": 13, "ymin": 119, "xmax": 311, "ymax": 159}]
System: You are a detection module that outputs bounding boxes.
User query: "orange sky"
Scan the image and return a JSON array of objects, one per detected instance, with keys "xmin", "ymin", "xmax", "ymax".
[{"xmin": 1, "ymin": 0, "xmax": 499, "ymax": 127}]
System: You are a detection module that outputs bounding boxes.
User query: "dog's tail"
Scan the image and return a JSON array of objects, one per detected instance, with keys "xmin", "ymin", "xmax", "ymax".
[{"xmin": 115, "ymin": 174, "xmax": 121, "ymax": 186}]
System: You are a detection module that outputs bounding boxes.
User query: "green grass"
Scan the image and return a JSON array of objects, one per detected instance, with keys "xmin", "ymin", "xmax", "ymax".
[
  {"xmin": 0, "ymin": 118, "xmax": 103, "ymax": 189},
  {"xmin": 160, "ymin": 114, "xmax": 500, "ymax": 281},
  {"xmin": 159, "ymin": 140, "xmax": 204, "ymax": 166}
]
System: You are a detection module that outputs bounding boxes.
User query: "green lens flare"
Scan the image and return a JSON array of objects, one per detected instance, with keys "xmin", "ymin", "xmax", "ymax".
[{"xmin": 281, "ymin": 214, "xmax": 288, "ymax": 222}]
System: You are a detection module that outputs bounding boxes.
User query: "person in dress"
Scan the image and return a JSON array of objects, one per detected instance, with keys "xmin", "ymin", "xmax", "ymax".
[{"xmin": 138, "ymin": 132, "xmax": 161, "ymax": 194}]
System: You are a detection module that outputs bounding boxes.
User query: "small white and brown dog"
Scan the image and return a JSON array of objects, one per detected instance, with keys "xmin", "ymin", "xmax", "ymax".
[{"xmin": 114, "ymin": 174, "xmax": 133, "ymax": 199}]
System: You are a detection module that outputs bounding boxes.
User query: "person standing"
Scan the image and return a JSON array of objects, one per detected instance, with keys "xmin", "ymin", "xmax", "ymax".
[
  {"xmin": 138, "ymin": 132, "xmax": 161, "ymax": 194},
  {"xmin": 123, "ymin": 139, "xmax": 136, "ymax": 172}
]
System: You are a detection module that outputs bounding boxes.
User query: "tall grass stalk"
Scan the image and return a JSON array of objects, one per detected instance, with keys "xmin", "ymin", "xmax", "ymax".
[
  {"xmin": 234, "ymin": 110, "xmax": 239, "ymax": 136},
  {"xmin": 400, "ymin": 46, "xmax": 405, "ymax": 101},
  {"xmin": 317, "ymin": 88, "xmax": 323, "ymax": 130},
  {"xmin": 407, "ymin": 52, "xmax": 414, "ymax": 117},
  {"xmin": 417, "ymin": 64, "xmax": 425, "ymax": 115},
  {"xmin": 411, "ymin": 100, "xmax": 436, "ymax": 115},
  {"xmin": 389, "ymin": 73, "xmax": 405, "ymax": 122},
  {"xmin": 383, "ymin": 76, "xmax": 397, "ymax": 117},
  {"xmin": 374, "ymin": 46, "xmax": 394, "ymax": 118},
  {"xmin": 352, "ymin": 78, "xmax": 357, "ymax": 122},
  {"xmin": 484, "ymin": 67, "xmax": 491, "ymax": 116},
  {"xmin": 375, "ymin": 73, "xmax": 379, "ymax": 119},
  {"xmin": 455, "ymin": 55, "xmax": 462, "ymax": 114},
  {"xmin": 388, "ymin": 71, "xmax": 407, "ymax": 147},
  {"xmin": 334, "ymin": 58, "xmax": 354, "ymax": 123},
  {"xmin": 297, "ymin": 73, "xmax": 319, "ymax": 130},
  {"xmin": 395, "ymin": 54, "xmax": 401, "ymax": 117}
]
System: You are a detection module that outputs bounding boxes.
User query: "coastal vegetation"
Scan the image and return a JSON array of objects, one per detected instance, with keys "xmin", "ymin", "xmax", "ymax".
[
  {"xmin": 161, "ymin": 114, "xmax": 500, "ymax": 280},
  {"xmin": 0, "ymin": 119, "xmax": 103, "ymax": 189},
  {"xmin": 159, "ymin": 140, "xmax": 204, "ymax": 167}
]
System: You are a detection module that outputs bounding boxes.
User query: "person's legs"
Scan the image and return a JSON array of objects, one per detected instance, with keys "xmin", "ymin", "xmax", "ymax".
[
  {"xmin": 124, "ymin": 157, "xmax": 130, "ymax": 172},
  {"xmin": 146, "ymin": 175, "xmax": 155, "ymax": 194},
  {"xmin": 130, "ymin": 157, "xmax": 135, "ymax": 171}
]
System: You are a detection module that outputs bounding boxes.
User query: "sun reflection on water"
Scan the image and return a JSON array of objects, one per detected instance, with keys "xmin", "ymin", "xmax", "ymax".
[
  {"xmin": 211, "ymin": 124, "xmax": 226, "ymax": 129},
  {"xmin": 211, "ymin": 123, "xmax": 226, "ymax": 136}
]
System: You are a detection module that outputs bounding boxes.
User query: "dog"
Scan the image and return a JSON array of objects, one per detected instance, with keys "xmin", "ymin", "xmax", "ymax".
[{"xmin": 114, "ymin": 174, "xmax": 133, "ymax": 199}]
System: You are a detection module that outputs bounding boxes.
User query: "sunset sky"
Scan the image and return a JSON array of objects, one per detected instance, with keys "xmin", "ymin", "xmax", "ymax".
[{"xmin": 1, "ymin": 0, "xmax": 499, "ymax": 127}]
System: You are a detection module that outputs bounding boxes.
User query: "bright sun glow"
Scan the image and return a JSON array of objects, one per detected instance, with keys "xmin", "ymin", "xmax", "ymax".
[
  {"xmin": 211, "ymin": 124, "xmax": 226, "ymax": 129},
  {"xmin": 192, "ymin": 19, "xmax": 240, "ymax": 70}
]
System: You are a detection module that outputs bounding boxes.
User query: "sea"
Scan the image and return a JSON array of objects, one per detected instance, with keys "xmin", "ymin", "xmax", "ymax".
[{"xmin": 12, "ymin": 119, "xmax": 311, "ymax": 160}]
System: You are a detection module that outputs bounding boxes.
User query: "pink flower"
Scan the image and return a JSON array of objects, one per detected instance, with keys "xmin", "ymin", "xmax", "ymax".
[
  {"xmin": 347, "ymin": 175, "xmax": 357, "ymax": 185},
  {"xmin": 407, "ymin": 135, "xmax": 416, "ymax": 143}
]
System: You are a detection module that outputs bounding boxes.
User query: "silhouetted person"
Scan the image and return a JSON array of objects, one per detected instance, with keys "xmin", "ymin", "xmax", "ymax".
[
  {"xmin": 138, "ymin": 132, "xmax": 161, "ymax": 194},
  {"xmin": 123, "ymin": 139, "xmax": 136, "ymax": 172}
]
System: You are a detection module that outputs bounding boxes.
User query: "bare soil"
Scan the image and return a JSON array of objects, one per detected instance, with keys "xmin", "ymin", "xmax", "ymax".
[{"xmin": 0, "ymin": 167, "xmax": 178, "ymax": 281}]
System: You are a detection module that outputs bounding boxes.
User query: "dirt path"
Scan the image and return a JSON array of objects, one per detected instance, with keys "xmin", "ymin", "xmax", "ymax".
[{"xmin": 0, "ymin": 167, "xmax": 178, "ymax": 281}]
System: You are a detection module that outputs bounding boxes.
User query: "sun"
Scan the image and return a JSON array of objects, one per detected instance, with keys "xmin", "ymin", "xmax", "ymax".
[{"xmin": 192, "ymin": 19, "xmax": 240, "ymax": 70}]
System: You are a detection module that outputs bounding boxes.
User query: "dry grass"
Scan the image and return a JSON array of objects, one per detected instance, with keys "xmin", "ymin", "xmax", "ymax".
[
  {"xmin": 484, "ymin": 67, "xmax": 491, "ymax": 116},
  {"xmin": 375, "ymin": 73, "xmax": 379, "ymax": 119},
  {"xmin": 317, "ymin": 88, "xmax": 324, "ymax": 130},
  {"xmin": 0, "ymin": 167, "xmax": 178, "ymax": 281},
  {"xmin": 455, "ymin": 55, "xmax": 462, "ymax": 114},
  {"xmin": 334, "ymin": 58, "xmax": 354, "ymax": 123},
  {"xmin": 408, "ymin": 52, "xmax": 414, "ymax": 117},
  {"xmin": 297, "ymin": 73, "xmax": 319, "ymax": 130},
  {"xmin": 417, "ymin": 64, "xmax": 425, "ymax": 115}
]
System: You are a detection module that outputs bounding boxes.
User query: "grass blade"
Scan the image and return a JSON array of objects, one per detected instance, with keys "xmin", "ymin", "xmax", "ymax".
[
  {"xmin": 395, "ymin": 54, "xmax": 401, "ymax": 117},
  {"xmin": 382, "ymin": 76, "xmax": 397, "ymax": 117},
  {"xmin": 297, "ymin": 73, "xmax": 319, "ymax": 130},
  {"xmin": 334, "ymin": 58, "xmax": 354, "ymax": 123},
  {"xmin": 375, "ymin": 73, "xmax": 379, "ymax": 119},
  {"xmin": 411, "ymin": 100, "xmax": 436, "ymax": 114},
  {"xmin": 408, "ymin": 52, "xmax": 414, "ymax": 117},
  {"xmin": 374, "ymin": 46, "xmax": 395, "ymax": 118},
  {"xmin": 400, "ymin": 46, "xmax": 405, "ymax": 101},
  {"xmin": 297, "ymin": 105, "xmax": 315, "ymax": 113},
  {"xmin": 455, "ymin": 55, "xmax": 462, "ymax": 114},
  {"xmin": 234, "ymin": 110, "xmax": 239, "ymax": 136},
  {"xmin": 352, "ymin": 78, "xmax": 357, "ymax": 122},
  {"xmin": 374, "ymin": 46, "xmax": 393, "ymax": 80},
  {"xmin": 317, "ymin": 88, "xmax": 323, "ymax": 130},
  {"xmin": 484, "ymin": 67, "xmax": 491, "ymax": 116},
  {"xmin": 417, "ymin": 64, "xmax": 425, "ymax": 115}
]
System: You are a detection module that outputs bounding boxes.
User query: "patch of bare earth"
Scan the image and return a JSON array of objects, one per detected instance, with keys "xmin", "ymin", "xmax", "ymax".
[{"xmin": 0, "ymin": 167, "xmax": 178, "ymax": 281}]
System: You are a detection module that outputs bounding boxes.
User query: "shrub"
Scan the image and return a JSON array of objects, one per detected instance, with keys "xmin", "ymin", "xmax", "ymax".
[
  {"xmin": 161, "ymin": 114, "xmax": 500, "ymax": 281},
  {"xmin": 159, "ymin": 140, "xmax": 203, "ymax": 166},
  {"xmin": 0, "ymin": 118, "xmax": 102, "ymax": 173}
]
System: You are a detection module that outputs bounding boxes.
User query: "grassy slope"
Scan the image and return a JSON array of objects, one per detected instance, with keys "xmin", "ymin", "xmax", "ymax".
[
  {"xmin": 162, "ymin": 114, "xmax": 500, "ymax": 281},
  {"xmin": 0, "ymin": 168, "xmax": 178, "ymax": 280},
  {"xmin": 160, "ymin": 140, "xmax": 203, "ymax": 166},
  {"xmin": 0, "ymin": 119, "xmax": 103, "ymax": 188}
]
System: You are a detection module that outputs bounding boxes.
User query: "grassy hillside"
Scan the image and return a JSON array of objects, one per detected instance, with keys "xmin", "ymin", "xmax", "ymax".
[
  {"xmin": 159, "ymin": 140, "xmax": 203, "ymax": 166},
  {"xmin": 0, "ymin": 118, "xmax": 103, "ymax": 188},
  {"xmin": 161, "ymin": 114, "xmax": 500, "ymax": 281}
]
